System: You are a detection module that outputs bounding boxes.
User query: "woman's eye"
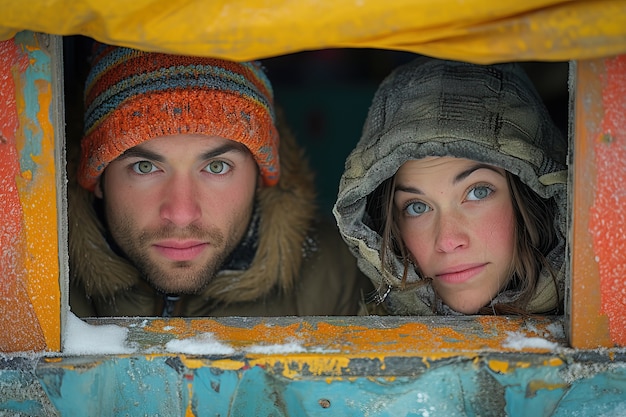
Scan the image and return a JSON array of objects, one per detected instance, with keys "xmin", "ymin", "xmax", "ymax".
[
  {"xmin": 467, "ymin": 185, "xmax": 493, "ymax": 201},
  {"xmin": 133, "ymin": 161, "xmax": 157, "ymax": 174},
  {"xmin": 406, "ymin": 201, "xmax": 430, "ymax": 216},
  {"xmin": 206, "ymin": 160, "xmax": 231, "ymax": 175}
]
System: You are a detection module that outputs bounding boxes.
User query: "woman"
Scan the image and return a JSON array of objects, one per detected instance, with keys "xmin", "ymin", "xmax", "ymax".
[{"xmin": 333, "ymin": 57, "xmax": 567, "ymax": 315}]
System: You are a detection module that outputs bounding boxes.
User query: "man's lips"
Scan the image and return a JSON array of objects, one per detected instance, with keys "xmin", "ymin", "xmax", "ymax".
[
  {"xmin": 435, "ymin": 264, "xmax": 487, "ymax": 284},
  {"xmin": 153, "ymin": 240, "xmax": 209, "ymax": 262}
]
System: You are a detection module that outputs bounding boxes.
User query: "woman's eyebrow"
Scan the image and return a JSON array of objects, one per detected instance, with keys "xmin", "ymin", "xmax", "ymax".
[
  {"xmin": 394, "ymin": 184, "xmax": 423, "ymax": 195},
  {"xmin": 394, "ymin": 163, "xmax": 503, "ymax": 195},
  {"xmin": 453, "ymin": 163, "xmax": 504, "ymax": 184}
]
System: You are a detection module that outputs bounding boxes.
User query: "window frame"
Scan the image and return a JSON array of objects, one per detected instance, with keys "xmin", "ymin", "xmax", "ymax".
[{"xmin": 1, "ymin": 33, "xmax": 625, "ymax": 354}]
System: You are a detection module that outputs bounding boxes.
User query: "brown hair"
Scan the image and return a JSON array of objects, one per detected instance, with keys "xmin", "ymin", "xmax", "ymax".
[{"xmin": 366, "ymin": 170, "xmax": 559, "ymax": 315}]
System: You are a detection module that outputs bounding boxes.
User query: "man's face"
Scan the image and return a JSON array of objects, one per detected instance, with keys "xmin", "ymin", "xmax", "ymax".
[{"xmin": 95, "ymin": 134, "xmax": 260, "ymax": 294}]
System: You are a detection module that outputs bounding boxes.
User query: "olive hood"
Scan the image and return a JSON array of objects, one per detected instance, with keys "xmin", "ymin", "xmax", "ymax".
[{"xmin": 333, "ymin": 57, "xmax": 568, "ymax": 315}]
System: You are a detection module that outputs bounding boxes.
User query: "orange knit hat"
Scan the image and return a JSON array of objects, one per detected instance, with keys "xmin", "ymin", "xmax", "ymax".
[{"xmin": 78, "ymin": 43, "xmax": 279, "ymax": 191}]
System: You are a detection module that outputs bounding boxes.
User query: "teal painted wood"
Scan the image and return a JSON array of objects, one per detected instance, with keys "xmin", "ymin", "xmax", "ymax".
[
  {"xmin": 27, "ymin": 353, "xmax": 626, "ymax": 417},
  {"xmin": 552, "ymin": 368, "xmax": 626, "ymax": 417},
  {"xmin": 0, "ymin": 357, "xmax": 59, "ymax": 417},
  {"xmin": 3, "ymin": 316, "xmax": 626, "ymax": 416},
  {"xmin": 36, "ymin": 357, "xmax": 187, "ymax": 416},
  {"xmin": 14, "ymin": 31, "xmax": 51, "ymax": 176},
  {"xmin": 192, "ymin": 364, "xmax": 243, "ymax": 415}
]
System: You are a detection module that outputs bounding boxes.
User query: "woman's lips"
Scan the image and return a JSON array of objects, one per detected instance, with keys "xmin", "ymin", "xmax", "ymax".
[
  {"xmin": 435, "ymin": 264, "xmax": 487, "ymax": 284},
  {"xmin": 153, "ymin": 241, "xmax": 209, "ymax": 262}
]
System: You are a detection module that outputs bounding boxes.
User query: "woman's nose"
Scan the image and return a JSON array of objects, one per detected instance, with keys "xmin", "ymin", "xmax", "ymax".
[{"xmin": 434, "ymin": 212, "xmax": 469, "ymax": 253}]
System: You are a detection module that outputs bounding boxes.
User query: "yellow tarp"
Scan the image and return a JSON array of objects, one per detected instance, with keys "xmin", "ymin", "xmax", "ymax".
[{"xmin": 1, "ymin": 0, "xmax": 625, "ymax": 63}]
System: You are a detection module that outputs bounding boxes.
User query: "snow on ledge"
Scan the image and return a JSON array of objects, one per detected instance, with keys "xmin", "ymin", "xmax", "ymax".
[
  {"xmin": 64, "ymin": 313, "xmax": 310, "ymax": 355},
  {"xmin": 165, "ymin": 333, "xmax": 236, "ymax": 355},
  {"xmin": 64, "ymin": 312, "xmax": 136, "ymax": 354},
  {"xmin": 247, "ymin": 341, "xmax": 306, "ymax": 354},
  {"xmin": 503, "ymin": 331, "xmax": 560, "ymax": 351}
]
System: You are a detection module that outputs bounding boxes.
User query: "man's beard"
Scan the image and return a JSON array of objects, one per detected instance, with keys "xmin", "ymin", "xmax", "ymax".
[{"xmin": 110, "ymin": 221, "xmax": 243, "ymax": 295}]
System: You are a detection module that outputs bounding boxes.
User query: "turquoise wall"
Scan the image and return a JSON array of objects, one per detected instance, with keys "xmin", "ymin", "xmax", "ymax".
[{"xmin": 3, "ymin": 351, "xmax": 626, "ymax": 416}]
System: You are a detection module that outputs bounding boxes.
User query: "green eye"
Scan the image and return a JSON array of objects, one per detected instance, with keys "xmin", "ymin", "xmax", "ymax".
[
  {"xmin": 206, "ymin": 161, "xmax": 231, "ymax": 175},
  {"xmin": 133, "ymin": 161, "xmax": 156, "ymax": 174}
]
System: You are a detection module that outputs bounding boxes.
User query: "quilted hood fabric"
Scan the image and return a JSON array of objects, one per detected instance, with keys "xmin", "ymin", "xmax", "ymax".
[{"xmin": 334, "ymin": 57, "xmax": 568, "ymax": 315}]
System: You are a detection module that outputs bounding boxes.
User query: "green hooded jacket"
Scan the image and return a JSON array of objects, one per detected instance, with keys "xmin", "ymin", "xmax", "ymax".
[{"xmin": 333, "ymin": 57, "xmax": 568, "ymax": 315}]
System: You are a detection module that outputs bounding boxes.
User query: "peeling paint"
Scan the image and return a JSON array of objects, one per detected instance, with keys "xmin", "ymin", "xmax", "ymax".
[
  {"xmin": 0, "ymin": 34, "xmax": 47, "ymax": 352},
  {"xmin": 28, "ymin": 352, "xmax": 626, "ymax": 416},
  {"xmin": 143, "ymin": 316, "xmax": 563, "ymax": 363},
  {"xmin": 488, "ymin": 359, "xmax": 510, "ymax": 374},
  {"xmin": 526, "ymin": 380, "xmax": 570, "ymax": 396},
  {"xmin": 590, "ymin": 55, "xmax": 626, "ymax": 345},
  {"xmin": 570, "ymin": 57, "xmax": 614, "ymax": 348}
]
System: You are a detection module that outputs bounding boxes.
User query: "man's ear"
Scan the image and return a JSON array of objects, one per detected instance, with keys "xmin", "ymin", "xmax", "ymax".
[{"xmin": 94, "ymin": 178, "xmax": 104, "ymax": 199}]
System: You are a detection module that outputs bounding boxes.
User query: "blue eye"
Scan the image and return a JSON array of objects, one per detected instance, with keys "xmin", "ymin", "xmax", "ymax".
[
  {"xmin": 406, "ymin": 201, "xmax": 430, "ymax": 217},
  {"xmin": 467, "ymin": 185, "xmax": 493, "ymax": 201},
  {"xmin": 133, "ymin": 161, "xmax": 157, "ymax": 174},
  {"xmin": 206, "ymin": 160, "xmax": 231, "ymax": 175}
]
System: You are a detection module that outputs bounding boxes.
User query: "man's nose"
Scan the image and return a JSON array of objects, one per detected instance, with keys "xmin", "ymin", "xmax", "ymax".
[{"xmin": 159, "ymin": 175, "xmax": 202, "ymax": 227}]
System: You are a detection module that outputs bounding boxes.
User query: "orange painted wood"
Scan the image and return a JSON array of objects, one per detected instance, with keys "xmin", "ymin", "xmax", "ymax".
[
  {"xmin": 0, "ymin": 33, "xmax": 61, "ymax": 352},
  {"xmin": 94, "ymin": 316, "xmax": 567, "ymax": 359},
  {"xmin": 570, "ymin": 56, "xmax": 626, "ymax": 348}
]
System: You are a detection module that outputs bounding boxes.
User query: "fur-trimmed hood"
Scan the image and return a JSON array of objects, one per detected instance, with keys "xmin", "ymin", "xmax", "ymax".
[
  {"xmin": 333, "ymin": 57, "xmax": 568, "ymax": 315},
  {"xmin": 68, "ymin": 116, "xmax": 317, "ymax": 309}
]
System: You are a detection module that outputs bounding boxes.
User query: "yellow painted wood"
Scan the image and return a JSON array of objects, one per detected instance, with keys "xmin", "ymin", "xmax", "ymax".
[
  {"xmin": 0, "ymin": 1, "xmax": 625, "ymax": 63},
  {"xmin": 0, "ymin": 33, "xmax": 61, "ymax": 352}
]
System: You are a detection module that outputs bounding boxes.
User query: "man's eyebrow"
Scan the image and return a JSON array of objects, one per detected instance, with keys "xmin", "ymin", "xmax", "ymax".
[
  {"xmin": 200, "ymin": 143, "xmax": 249, "ymax": 160},
  {"xmin": 116, "ymin": 142, "xmax": 250, "ymax": 162},
  {"xmin": 394, "ymin": 163, "xmax": 504, "ymax": 195},
  {"xmin": 117, "ymin": 147, "xmax": 164, "ymax": 162}
]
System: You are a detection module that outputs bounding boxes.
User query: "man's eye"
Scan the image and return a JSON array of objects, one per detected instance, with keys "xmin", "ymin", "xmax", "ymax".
[
  {"xmin": 206, "ymin": 161, "xmax": 231, "ymax": 175},
  {"xmin": 133, "ymin": 161, "xmax": 157, "ymax": 174},
  {"xmin": 467, "ymin": 185, "xmax": 493, "ymax": 201},
  {"xmin": 406, "ymin": 201, "xmax": 430, "ymax": 217}
]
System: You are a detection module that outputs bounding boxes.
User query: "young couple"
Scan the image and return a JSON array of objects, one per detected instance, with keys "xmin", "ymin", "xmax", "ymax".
[{"xmin": 70, "ymin": 44, "xmax": 566, "ymax": 317}]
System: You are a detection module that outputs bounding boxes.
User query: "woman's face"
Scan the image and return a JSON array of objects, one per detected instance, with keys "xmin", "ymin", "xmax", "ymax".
[{"xmin": 393, "ymin": 156, "xmax": 516, "ymax": 314}]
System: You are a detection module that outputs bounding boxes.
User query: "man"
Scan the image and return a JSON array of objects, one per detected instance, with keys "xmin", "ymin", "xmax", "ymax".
[{"xmin": 69, "ymin": 42, "xmax": 372, "ymax": 317}]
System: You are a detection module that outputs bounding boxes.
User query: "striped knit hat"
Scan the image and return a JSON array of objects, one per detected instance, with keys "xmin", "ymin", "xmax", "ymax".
[{"xmin": 78, "ymin": 43, "xmax": 279, "ymax": 191}]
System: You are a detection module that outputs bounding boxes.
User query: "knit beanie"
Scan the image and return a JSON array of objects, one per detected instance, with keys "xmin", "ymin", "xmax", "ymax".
[{"xmin": 78, "ymin": 43, "xmax": 279, "ymax": 191}]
